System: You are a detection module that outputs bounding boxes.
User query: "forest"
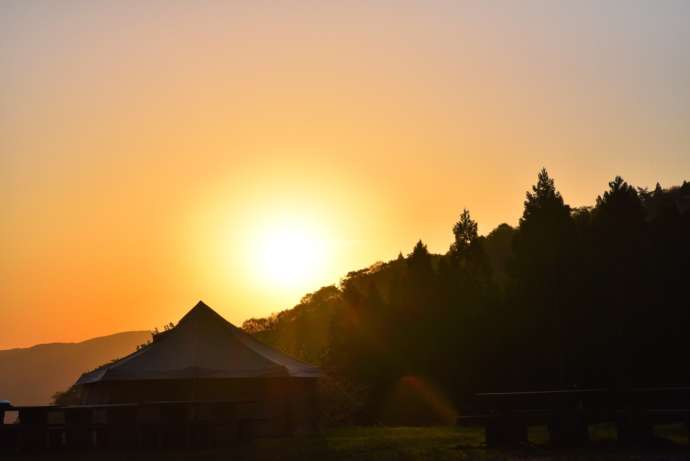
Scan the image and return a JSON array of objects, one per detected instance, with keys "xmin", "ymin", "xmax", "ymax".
[{"xmin": 243, "ymin": 169, "xmax": 690, "ymax": 424}]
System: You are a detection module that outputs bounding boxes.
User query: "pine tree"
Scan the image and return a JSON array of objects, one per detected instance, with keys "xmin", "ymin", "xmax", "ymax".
[{"xmin": 450, "ymin": 209, "xmax": 478, "ymax": 257}]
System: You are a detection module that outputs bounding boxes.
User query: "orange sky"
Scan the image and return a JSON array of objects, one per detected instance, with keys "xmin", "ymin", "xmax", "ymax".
[{"xmin": 2, "ymin": 1, "xmax": 689, "ymax": 349}]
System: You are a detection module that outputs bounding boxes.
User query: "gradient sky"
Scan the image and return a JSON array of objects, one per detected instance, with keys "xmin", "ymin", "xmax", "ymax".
[{"xmin": 2, "ymin": 1, "xmax": 689, "ymax": 349}]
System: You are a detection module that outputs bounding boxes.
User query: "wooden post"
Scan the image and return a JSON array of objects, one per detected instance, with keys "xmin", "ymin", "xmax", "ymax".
[
  {"xmin": 548, "ymin": 411, "xmax": 589, "ymax": 447},
  {"xmin": 485, "ymin": 414, "xmax": 527, "ymax": 447},
  {"xmin": 617, "ymin": 410, "xmax": 653, "ymax": 447}
]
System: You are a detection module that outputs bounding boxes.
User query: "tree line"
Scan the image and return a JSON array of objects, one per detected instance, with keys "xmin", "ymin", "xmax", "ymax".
[{"xmin": 245, "ymin": 170, "xmax": 690, "ymax": 423}]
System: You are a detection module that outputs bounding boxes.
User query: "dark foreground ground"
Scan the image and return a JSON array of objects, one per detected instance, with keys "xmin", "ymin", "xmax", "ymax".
[{"xmin": 4, "ymin": 424, "xmax": 689, "ymax": 461}]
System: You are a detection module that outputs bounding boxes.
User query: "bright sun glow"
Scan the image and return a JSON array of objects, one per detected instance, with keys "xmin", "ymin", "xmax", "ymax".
[{"xmin": 252, "ymin": 219, "xmax": 329, "ymax": 289}]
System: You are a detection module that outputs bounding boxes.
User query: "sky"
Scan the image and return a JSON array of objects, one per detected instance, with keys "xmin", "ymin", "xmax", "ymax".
[{"xmin": 2, "ymin": 1, "xmax": 689, "ymax": 349}]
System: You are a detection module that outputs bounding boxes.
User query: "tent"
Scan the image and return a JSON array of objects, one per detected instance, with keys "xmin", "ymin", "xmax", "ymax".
[{"xmin": 75, "ymin": 301, "xmax": 320, "ymax": 433}]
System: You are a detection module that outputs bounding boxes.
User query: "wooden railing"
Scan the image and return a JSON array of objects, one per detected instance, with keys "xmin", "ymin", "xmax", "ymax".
[{"xmin": 0, "ymin": 400, "xmax": 277, "ymax": 452}]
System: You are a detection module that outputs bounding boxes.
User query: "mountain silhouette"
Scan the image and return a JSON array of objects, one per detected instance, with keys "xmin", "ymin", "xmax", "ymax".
[{"xmin": 0, "ymin": 331, "xmax": 150, "ymax": 405}]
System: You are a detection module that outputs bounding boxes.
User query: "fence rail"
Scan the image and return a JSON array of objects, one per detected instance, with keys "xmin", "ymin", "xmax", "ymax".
[{"xmin": 0, "ymin": 400, "xmax": 275, "ymax": 452}]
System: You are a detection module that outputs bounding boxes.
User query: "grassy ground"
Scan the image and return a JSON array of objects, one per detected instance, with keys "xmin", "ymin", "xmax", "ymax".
[{"xmin": 4, "ymin": 424, "xmax": 688, "ymax": 460}]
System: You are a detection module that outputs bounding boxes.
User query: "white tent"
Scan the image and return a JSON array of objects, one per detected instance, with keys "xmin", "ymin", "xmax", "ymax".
[
  {"xmin": 75, "ymin": 302, "xmax": 320, "ymax": 434},
  {"xmin": 77, "ymin": 301, "xmax": 319, "ymax": 384}
]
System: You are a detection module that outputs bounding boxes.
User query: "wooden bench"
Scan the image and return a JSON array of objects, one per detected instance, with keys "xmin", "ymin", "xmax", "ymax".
[{"xmin": 459, "ymin": 387, "xmax": 690, "ymax": 448}]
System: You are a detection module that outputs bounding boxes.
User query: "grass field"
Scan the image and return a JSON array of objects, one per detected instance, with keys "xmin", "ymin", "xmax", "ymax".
[{"xmin": 5, "ymin": 424, "xmax": 688, "ymax": 461}]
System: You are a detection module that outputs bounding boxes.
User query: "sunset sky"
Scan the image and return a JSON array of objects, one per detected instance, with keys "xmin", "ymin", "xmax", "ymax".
[{"xmin": 2, "ymin": 1, "xmax": 689, "ymax": 349}]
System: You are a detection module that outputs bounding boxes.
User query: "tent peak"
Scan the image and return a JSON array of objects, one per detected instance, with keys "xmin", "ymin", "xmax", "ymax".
[
  {"xmin": 177, "ymin": 300, "xmax": 234, "ymax": 328},
  {"xmin": 187, "ymin": 300, "xmax": 219, "ymax": 317},
  {"xmin": 193, "ymin": 300, "xmax": 211, "ymax": 310}
]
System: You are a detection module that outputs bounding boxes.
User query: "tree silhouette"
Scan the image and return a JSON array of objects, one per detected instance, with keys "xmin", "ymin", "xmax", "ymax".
[
  {"xmin": 511, "ymin": 168, "xmax": 575, "ymax": 384},
  {"xmin": 234, "ymin": 169, "xmax": 690, "ymax": 424},
  {"xmin": 450, "ymin": 209, "xmax": 478, "ymax": 257},
  {"xmin": 514, "ymin": 168, "xmax": 573, "ymax": 274},
  {"xmin": 407, "ymin": 240, "xmax": 432, "ymax": 272}
]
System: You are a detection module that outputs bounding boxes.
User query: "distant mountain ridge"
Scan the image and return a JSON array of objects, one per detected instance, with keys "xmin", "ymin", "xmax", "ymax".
[{"xmin": 0, "ymin": 330, "xmax": 150, "ymax": 405}]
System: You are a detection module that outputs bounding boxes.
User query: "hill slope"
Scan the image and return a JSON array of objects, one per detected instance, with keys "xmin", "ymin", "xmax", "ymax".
[{"xmin": 0, "ymin": 331, "xmax": 150, "ymax": 405}]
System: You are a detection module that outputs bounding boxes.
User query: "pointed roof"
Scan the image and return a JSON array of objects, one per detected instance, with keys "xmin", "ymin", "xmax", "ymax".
[{"xmin": 76, "ymin": 301, "xmax": 319, "ymax": 384}]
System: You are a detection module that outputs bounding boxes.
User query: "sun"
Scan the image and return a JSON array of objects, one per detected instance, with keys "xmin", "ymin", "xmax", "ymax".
[{"xmin": 252, "ymin": 219, "xmax": 329, "ymax": 289}]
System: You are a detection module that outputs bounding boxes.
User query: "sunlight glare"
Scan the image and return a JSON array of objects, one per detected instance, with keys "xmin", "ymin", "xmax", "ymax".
[{"xmin": 253, "ymin": 219, "xmax": 329, "ymax": 289}]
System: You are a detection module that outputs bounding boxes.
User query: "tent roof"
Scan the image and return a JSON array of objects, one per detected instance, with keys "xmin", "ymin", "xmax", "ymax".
[{"xmin": 76, "ymin": 301, "xmax": 319, "ymax": 384}]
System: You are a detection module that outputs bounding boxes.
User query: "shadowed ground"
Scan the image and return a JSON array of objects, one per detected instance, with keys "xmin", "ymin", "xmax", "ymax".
[{"xmin": 3, "ymin": 424, "xmax": 688, "ymax": 461}]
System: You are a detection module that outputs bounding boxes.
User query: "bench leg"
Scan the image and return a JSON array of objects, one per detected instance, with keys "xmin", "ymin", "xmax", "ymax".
[
  {"xmin": 617, "ymin": 414, "xmax": 653, "ymax": 447},
  {"xmin": 486, "ymin": 417, "xmax": 527, "ymax": 447},
  {"xmin": 549, "ymin": 413, "xmax": 589, "ymax": 447}
]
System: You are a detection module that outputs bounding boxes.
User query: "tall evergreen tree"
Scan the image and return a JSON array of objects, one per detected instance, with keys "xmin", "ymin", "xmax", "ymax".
[
  {"xmin": 514, "ymin": 168, "xmax": 573, "ymax": 276},
  {"xmin": 450, "ymin": 209, "xmax": 478, "ymax": 257},
  {"xmin": 591, "ymin": 176, "xmax": 648, "ymax": 387},
  {"xmin": 512, "ymin": 168, "xmax": 575, "ymax": 385}
]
